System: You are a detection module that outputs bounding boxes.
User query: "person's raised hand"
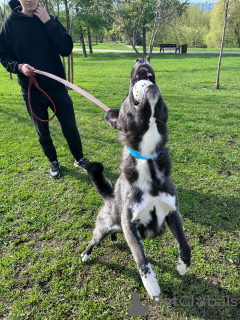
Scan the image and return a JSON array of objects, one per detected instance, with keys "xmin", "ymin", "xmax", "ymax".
[{"xmin": 34, "ymin": 6, "xmax": 50, "ymax": 24}]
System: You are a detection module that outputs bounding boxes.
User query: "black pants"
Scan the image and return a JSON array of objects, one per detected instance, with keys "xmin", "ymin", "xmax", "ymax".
[{"xmin": 23, "ymin": 87, "xmax": 83, "ymax": 162}]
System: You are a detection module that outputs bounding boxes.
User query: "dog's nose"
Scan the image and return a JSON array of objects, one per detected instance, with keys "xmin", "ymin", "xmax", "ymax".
[{"xmin": 135, "ymin": 58, "xmax": 146, "ymax": 64}]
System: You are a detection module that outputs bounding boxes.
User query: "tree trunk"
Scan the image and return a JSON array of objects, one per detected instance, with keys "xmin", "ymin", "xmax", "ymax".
[
  {"xmin": 71, "ymin": 52, "xmax": 74, "ymax": 83},
  {"xmin": 80, "ymin": 26, "xmax": 87, "ymax": 58},
  {"xmin": 143, "ymin": 23, "xmax": 147, "ymax": 55},
  {"xmin": 62, "ymin": 57, "xmax": 66, "ymax": 78},
  {"xmin": 87, "ymin": 26, "xmax": 93, "ymax": 54},
  {"xmin": 63, "ymin": 0, "xmax": 72, "ymax": 82},
  {"xmin": 67, "ymin": 56, "xmax": 71, "ymax": 83},
  {"xmin": 216, "ymin": 1, "xmax": 229, "ymax": 90},
  {"xmin": 234, "ymin": 27, "xmax": 240, "ymax": 47}
]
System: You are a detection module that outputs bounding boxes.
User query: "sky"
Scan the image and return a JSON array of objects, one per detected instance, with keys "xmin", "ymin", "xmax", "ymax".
[{"xmin": 0, "ymin": 0, "xmax": 9, "ymax": 6}]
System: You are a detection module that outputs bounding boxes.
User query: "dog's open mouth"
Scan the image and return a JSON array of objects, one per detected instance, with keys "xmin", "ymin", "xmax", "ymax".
[
  {"xmin": 136, "ymin": 67, "xmax": 153, "ymax": 82},
  {"xmin": 133, "ymin": 67, "xmax": 153, "ymax": 106}
]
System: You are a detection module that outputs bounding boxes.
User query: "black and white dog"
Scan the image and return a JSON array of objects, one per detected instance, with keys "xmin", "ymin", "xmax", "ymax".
[{"xmin": 81, "ymin": 58, "xmax": 191, "ymax": 299}]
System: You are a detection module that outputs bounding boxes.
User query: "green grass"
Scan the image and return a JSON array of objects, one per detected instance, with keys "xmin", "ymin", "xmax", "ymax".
[
  {"xmin": 73, "ymin": 42, "xmax": 240, "ymax": 52},
  {"xmin": 0, "ymin": 51, "xmax": 240, "ymax": 320},
  {"xmin": 184, "ymin": 47, "xmax": 240, "ymax": 52},
  {"xmin": 73, "ymin": 42, "xmax": 133, "ymax": 50}
]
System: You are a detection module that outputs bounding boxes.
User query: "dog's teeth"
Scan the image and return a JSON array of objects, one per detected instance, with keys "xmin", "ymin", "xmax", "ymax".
[{"xmin": 148, "ymin": 73, "xmax": 152, "ymax": 77}]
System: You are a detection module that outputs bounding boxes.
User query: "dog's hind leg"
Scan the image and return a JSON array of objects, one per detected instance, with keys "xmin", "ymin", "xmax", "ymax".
[
  {"xmin": 166, "ymin": 210, "xmax": 191, "ymax": 275},
  {"xmin": 81, "ymin": 226, "xmax": 110, "ymax": 262},
  {"xmin": 81, "ymin": 208, "xmax": 119, "ymax": 262},
  {"xmin": 122, "ymin": 221, "xmax": 160, "ymax": 300}
]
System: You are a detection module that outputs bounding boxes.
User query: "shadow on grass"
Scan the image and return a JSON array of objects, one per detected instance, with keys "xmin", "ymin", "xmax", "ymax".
[
  {"xmin": 148, "ymin": 260, "xmax": 240, "ymax": 320},
  {"xmin": 60, "ymin": 165, "xmax": 91, "ymax": 182},
  {"xmin": 178, "ymin": 189, "xmax": 240, "ymax": 232},
  {"xmin": 0, "ymin": 104, "xmax": 32, "ymax": 125},
  {"xmin": 83, "ymin": 254, "xmax": 239, "ymax": 319}
]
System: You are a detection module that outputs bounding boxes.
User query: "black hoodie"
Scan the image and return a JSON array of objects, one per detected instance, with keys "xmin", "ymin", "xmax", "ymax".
[{"xmin": 0, "ymin": 0, "xmax": 73, "ymax": 92}]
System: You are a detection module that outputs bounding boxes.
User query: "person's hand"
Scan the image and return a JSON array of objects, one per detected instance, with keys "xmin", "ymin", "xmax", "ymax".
[
  {"xmin": 19, "ymin": 64, "xmax": 35, "ymax": 77},
  {"xmin": 34, "ymin": 6, "xmax": 50, "ymax": 24}
]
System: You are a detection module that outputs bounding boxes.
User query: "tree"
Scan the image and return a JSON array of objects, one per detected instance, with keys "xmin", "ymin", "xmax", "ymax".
[
  {"xmin": 146, "ymin": 0, "xmax": 187, "ymax": 60},
  {"xmin": 155, "ymin": 4, "xmax": 210, "ymax": 48},
  {"xmin": 39, "ymin": 0, "xmax": 76, "ymax": 82},
  {"xmin": 215, "ymin": 0, "xmax": 240, "ymax": 89},
  {"xmin": 74, "ymin": 0, "xmax": 108, "ymax": 56},
  {"xmin": 94, "ymin": 0, "xmax": 187, "ymax": 61},
  {"xmin": 205, "ymin": 0, "xmax": 240, "ymax": 48},
  {"xmin": 0, "ymin": 0, "xmax": 9, "ymax": 27},
  {"xmin": 0, "ymin": 1, "xmax": 11, "ymax": 79}
]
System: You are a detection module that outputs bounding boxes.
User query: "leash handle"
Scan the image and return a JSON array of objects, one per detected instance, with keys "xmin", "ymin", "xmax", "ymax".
[
  {"xmin": 33, "ymin": 68, "xmax": 110, "ymax": 112},
  {"xmin": 28, "ymin": 69, "xmax": 57, "ymax": 122}
]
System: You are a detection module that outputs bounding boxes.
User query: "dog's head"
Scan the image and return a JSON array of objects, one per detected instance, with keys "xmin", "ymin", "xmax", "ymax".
[{"xmin": 105, "ymin": 58, "xmax": 168, "ymax": 157}]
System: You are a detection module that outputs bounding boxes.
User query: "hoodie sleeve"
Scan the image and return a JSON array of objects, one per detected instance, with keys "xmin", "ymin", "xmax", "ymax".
[
  {"xmin": 0, "ymin": 21, "xmax": 21, "ymax": 74},
  {"xmin": 45, "ymin": 16, "xmax": 73, "ymax": 57}
]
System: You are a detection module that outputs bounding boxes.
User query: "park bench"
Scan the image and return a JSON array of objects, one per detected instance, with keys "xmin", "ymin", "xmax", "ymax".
[{"xmin": 160, "ymin": 44, "xmax": 180, "ymax": 53}]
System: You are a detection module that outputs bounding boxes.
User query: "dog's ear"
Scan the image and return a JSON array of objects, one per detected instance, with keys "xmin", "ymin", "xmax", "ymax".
[{"xmin": 105, "ymin": 109, "xmax": 119, "ymax": 129}]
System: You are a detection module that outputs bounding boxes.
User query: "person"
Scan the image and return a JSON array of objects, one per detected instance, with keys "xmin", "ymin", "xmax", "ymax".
[{"xmin": 0, "ymin": 0, "xmax": 88, "ymax": 179}]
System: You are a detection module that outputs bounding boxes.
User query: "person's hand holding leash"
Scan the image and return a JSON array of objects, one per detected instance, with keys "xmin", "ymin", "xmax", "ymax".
[
  {"xmin": 34, "ymin": 6, "xmax": 50, "ymax": 24},
  {"xmin": 18, "ymin": 64, "xmax": 35, "ymax": 77}
]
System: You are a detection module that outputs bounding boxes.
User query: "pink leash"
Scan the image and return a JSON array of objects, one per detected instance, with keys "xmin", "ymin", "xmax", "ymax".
[{"xmin": 28, "ymin": 68, "xmax": 110, "ymax": 122}]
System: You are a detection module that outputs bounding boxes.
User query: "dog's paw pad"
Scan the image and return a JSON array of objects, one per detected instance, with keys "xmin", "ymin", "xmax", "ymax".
[
  {"xmin": 177, "ymin": 258, "xmax": 189, "ymax": 275},
  {"xmin": 81, "ymin": 253, "xmax": 91, "ymax": 262}
]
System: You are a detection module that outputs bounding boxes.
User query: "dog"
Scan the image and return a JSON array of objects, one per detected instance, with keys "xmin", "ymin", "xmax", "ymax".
[{"xmin": 81, "ymin": 58, "xmax": 191, "ymax": 299}]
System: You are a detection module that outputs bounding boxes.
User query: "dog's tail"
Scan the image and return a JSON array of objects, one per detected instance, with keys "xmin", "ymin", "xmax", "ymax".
[{"xmin": 85, "ymin": 162, "xmax": 114, "ymax": 200}]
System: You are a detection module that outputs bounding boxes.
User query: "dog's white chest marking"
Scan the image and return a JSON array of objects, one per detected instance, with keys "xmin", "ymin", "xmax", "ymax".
[
  {"xmin": 139, "ymin": 90, "xmax": 162, "ymax": 156},
  {"xmin": 133, "ymin": 160, "xmax": 152, "ymax": 191},
  {"xmin": 133, "ymin": 160, "xmax": 165, "ymax": 191},
  {"xmin": 132, "ymin": 192, "xmax": 176, "ymax": 226},
  {"xmin": 140, "ymin": 121, "xmax": 161, "ymax": 156}
]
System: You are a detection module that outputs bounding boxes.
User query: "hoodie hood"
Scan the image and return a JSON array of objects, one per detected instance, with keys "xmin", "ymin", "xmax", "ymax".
[
  {"xmin": 9, "ymin": 0, "xmax": 21, "ymax": 11},
  {"xmin": 8, "ymin": 0, "xmax": 34, "ymax": 19}
]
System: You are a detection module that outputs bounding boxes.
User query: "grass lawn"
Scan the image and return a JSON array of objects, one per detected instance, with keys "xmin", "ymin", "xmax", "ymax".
[
  {"xmin": 0, "ymin": 51, "xmax": 239, "ymax": 319},
  {"xmin": 73, "ymin": 42, "xmax": 240, "ymax": 52},
  {"xmin": 73, "ymin": 42, "xmax": 133, "ymax": 50}
]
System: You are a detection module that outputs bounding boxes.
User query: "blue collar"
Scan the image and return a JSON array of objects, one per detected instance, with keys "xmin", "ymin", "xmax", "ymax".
[{"xmin": 127, "ymin": 147, "xmax": 162, "ymax": 160}]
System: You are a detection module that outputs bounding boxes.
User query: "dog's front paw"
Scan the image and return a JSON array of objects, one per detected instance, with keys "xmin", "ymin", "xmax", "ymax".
[
  {"xmin": 81, "ymin": 252, "xmax": 91, "ymax": 262},
  {"xmin": 140, "ymin": 264, "xmax": 160, "ymax": 299},
  {"xmin": 176, "ymin": 257, "xmax": 189, "ymax": 275}
]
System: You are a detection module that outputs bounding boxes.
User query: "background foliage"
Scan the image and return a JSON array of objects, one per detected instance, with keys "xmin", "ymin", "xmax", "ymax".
[{"xmin": 1, "ymin": 0, "xmax": 240, "ymax": 48}]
